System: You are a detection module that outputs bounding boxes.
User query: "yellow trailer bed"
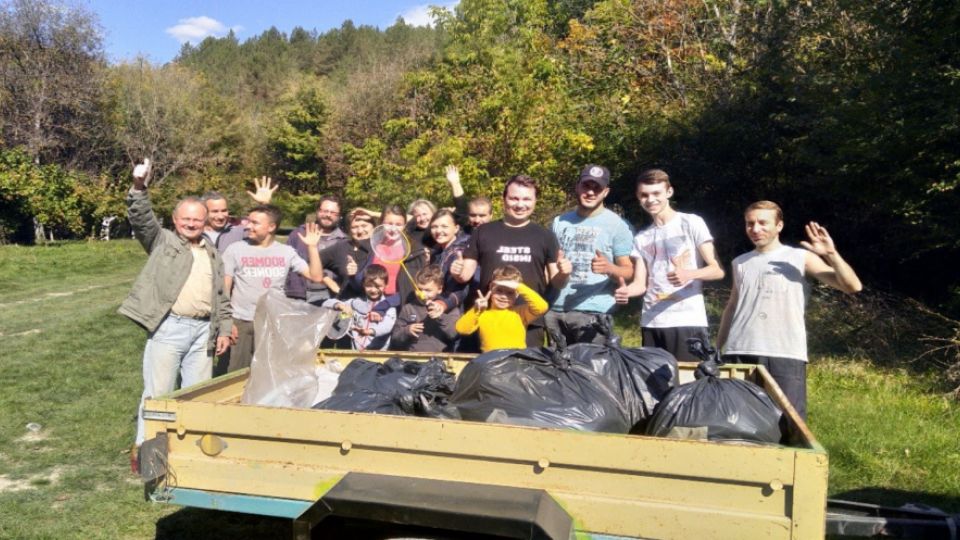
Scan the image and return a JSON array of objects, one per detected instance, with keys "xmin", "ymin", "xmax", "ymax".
[{"xmin": 140, "ymin": 350, "xmax": 827, "ymax": 539}]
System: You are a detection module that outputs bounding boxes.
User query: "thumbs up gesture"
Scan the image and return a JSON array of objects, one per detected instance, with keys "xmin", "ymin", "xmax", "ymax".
[
  {"xmin": 591, "ymin": 249, "xmax": 613, "ymax": 275},
  {"xmin": 450, "ymin": 250, "xmax": 464, "ymax": 277},
  {"xmin": 557, "ymin": 249, "xmax": 573, "ymax": 276},
  {"xmin": 346, "ymin": 255, "xmax": 358, "ymax": 276},
  {"xmin": 132, "ymin": 158, "xmax": 152, "ymax": 189},
  {"xmin": 614, "ymin": 276, "xmax": 630, "ymax": 304},
  {"xmin": 667, "ymin": 249, "xmax": 692, "ymax": 286}
]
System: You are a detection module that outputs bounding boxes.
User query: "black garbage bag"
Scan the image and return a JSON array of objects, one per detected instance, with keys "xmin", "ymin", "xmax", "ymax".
[
  {"xmin": 450, "ymin": 341, "xmax": 677, "ymax": 433},
  {"xmin": 451, "ymin": 348, "xmax": 630, "ymax": 432},
  {"xmin": 313, "ymin": 357, "xmax": 459, "ymax": 418},
  {"xmin": 645, "ymin": 338, "xmax": 783, "ymax": 443},
  {"xmin": 559, "ymin": 342, "xmax": 677, "ymax": 431}
]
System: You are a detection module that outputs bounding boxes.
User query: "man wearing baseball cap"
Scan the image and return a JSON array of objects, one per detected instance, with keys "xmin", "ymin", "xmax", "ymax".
[{"xmin": 547, "ymin": 165, "xmax": 634, "ymax": 347}]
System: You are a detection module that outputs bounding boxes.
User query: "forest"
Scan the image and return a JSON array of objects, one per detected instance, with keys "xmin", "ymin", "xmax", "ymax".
[{"xmin": 1, "ymin": 0, "xmax": 958, "ymax": 315}]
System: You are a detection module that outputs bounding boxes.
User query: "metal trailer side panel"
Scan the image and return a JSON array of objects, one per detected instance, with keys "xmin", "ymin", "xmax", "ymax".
[{"xmin": 143, "ymin": 361, "xmax": 827, "ymax": 540}]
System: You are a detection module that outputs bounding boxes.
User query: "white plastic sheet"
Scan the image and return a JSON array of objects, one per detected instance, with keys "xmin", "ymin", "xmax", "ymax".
[{"xmin": 241, "ymin": 289, "xmax": 341, "ymax": 408}]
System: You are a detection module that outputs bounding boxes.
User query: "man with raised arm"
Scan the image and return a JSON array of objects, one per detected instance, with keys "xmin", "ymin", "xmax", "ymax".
[
  {"xmin": 222, "ymin": 205, "xmax": 325, "ymax": 372},
  {"xmin": 456, "ymin": 174, "xmax": 564, "ymax": 347},
  {"xmin": 201, "ymin": 176, "xmax": 278, "ymax": 253},
  {"xmin": 547, "ymin": 165, "xmax": 634, "ymax": 347},
  {"xmin": 718, "ymin": 201, "xmax": 862, "ymax": 419},
  {"xmin": 120, "ymin": 159, "xmax": 232, "ymax": 471},
  {"xmin": 285, "ymin": 194, "xmax": 348, "ymax": 305},
  {"xmin": 614, "ymin": 169, "xmax": 725, "ymax": 361},
  {"xmin": 445, "ymin": 165, "xmax": 493, "ymax": 233}
]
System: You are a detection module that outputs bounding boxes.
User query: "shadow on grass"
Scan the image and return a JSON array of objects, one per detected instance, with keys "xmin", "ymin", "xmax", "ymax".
[{"xmin": 831, "ymin": 487, "xmax": 960, "ymax": 514}]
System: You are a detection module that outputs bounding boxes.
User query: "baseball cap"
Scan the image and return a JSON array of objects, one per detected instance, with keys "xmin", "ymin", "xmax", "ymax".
[{"xmin": 579, "ymin": 164, "xmax": 610, "ymax": 188}]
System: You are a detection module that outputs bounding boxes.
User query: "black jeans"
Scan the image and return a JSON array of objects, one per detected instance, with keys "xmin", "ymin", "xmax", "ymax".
[
  {"xmin": 724, "ymin": 354, "xmax": 808, "ymax": 420},
  {"xmin": 641, "ymin": 326, "xmax": 709, "ymax": 362}
]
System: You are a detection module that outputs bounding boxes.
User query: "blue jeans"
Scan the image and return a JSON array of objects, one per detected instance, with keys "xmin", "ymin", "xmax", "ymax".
[{"xmin": 135, "ymin": 314, "xmax": 211, "ymax": 445}]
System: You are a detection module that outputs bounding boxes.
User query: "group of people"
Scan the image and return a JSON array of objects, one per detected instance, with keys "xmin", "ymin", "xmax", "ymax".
[{"xmin": 121, "ymin": 158, "xmax": 862, "ymax": 469}]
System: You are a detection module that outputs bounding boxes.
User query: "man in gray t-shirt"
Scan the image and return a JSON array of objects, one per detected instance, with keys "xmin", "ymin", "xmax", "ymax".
[
  {"xmin": 718, "ymin": 200, "xmax": 862, "ymax": 419},
  {"xmin": 223, "ymin": 204, "xmax": 325, "ymax": 371}
]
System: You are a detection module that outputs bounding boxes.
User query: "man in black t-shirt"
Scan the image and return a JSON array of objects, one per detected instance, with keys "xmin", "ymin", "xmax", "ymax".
[{"xmin": 457, "ymin": 174, "xmax": 570, "ymax": 347}]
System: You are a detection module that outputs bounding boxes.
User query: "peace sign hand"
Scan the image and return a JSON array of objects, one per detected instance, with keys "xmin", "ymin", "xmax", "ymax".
[{"xmin": 475, "ymin": 289, "xmax": 491, "ymax": 312}]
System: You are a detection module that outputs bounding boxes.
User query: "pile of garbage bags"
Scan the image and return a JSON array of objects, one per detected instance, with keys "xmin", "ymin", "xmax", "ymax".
[
  {"xmin": 242, "ymin": 294, "xmax": 784, "ymax": 443},
  {"xmin": 450, "ymin": 343, "xmax": 676, "ymax": 433}
]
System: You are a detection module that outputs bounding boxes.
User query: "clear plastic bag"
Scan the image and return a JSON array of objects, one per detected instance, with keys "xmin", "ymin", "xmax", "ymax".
[{"xmin": 241, "ymin": 289, "xmax": 340, "ymax": 408}]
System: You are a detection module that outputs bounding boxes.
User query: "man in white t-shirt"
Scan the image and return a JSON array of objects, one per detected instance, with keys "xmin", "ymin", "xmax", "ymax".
[
  {"xmin": 615, "ymin": 169, "xmax": 724, "ymax": 360},
  {"xmin": 223, "ymin": 204, "xmax": 325, "ymax": 371},
  {"xmin": 717, "ymin": 200, "xmax": 862, "ymax": 419}
]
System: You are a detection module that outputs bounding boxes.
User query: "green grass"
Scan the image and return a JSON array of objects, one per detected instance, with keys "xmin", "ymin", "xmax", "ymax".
[
  {"xmin": 0, "ymin": 240, "xmax": 958, "ymax": 539},
  {"xmin": 810, "ymin": 359, "xmax": 960, "ymax": 511},
  {"xmin": 0, "ymin": 240, "xmax": 289, "ymax": 539}
]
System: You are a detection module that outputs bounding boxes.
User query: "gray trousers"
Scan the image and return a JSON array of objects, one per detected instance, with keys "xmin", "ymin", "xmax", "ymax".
[
  {"xmin": 227, "ymin": 318, "xmax": 255, "ymax": 373},
  {"xmin": 544, "ymin": 311, "xmax": 612, "ymax": 348}
]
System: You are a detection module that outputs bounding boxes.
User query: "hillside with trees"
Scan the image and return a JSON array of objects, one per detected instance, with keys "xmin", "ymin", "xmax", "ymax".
[{"xmin": 2, "ymin": 0, "xmax": 959, "ymax": 320}]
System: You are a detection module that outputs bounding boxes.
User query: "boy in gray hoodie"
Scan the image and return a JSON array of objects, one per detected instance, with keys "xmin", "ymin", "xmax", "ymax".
[{"xmin": 391, "ymin": 265, "xmax": 460, "ymax": 352}]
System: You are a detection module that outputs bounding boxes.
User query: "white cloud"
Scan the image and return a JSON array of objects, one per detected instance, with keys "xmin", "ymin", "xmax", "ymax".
[
  {"xmin": 166, "ymin": 16, "xmax": 241, "ymax": 44},
  {"xmin": 398, "ymin": 2, "xmax": 458, "ymax": 27}
]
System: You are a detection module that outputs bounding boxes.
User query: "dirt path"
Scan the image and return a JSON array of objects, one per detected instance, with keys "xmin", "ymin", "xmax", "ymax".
[{"xmin": 0, "ymin": 280, "xmax": 133, "ymax": 310}]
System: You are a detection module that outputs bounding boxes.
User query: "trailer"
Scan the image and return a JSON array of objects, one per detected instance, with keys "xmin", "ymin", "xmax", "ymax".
[{"xmin": 139, "ymin": 350, "xmax": 828, "ymax": 539}]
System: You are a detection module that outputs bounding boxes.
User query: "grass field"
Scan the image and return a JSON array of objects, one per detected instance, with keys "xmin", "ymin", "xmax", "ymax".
[{"xmin": 0, "ymin": 240, "xmax": 958, "ymax": 539}]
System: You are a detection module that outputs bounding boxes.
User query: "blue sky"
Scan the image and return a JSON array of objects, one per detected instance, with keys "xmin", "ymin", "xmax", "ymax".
[{"xmin": 82, "ymin": 0, "xmax": 457, "ymax": 64}]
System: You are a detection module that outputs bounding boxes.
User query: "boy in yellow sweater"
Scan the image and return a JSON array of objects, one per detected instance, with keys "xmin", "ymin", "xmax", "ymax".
[{"xmin": 455, "ymin": 265, "xmax": 549, "ymax": 352}]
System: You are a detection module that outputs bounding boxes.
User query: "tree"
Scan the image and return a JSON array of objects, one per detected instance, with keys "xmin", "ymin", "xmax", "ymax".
[
  {"xmin": 265, "ymin": 76, "xmax": 329, "ymax": 192},
  {"xmin": 0, "ymin": 147, "xmax": 104, "ymax": 242},
  {"xmin": 0, "ymin": 0, "xmax": 106, "ymax": 167},
  {"xmin": 106, "ymin": 58, "xmax": 239, "ymax": 186}
]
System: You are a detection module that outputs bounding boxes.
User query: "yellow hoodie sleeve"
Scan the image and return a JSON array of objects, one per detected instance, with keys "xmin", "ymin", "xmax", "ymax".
[
  {"xmin": 455, "ymin": 306, "xmax": 481, "ymax": 336},
  {"xmin": 516, "ymin": 283, "xmax": 549, "ymax": 325}
]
